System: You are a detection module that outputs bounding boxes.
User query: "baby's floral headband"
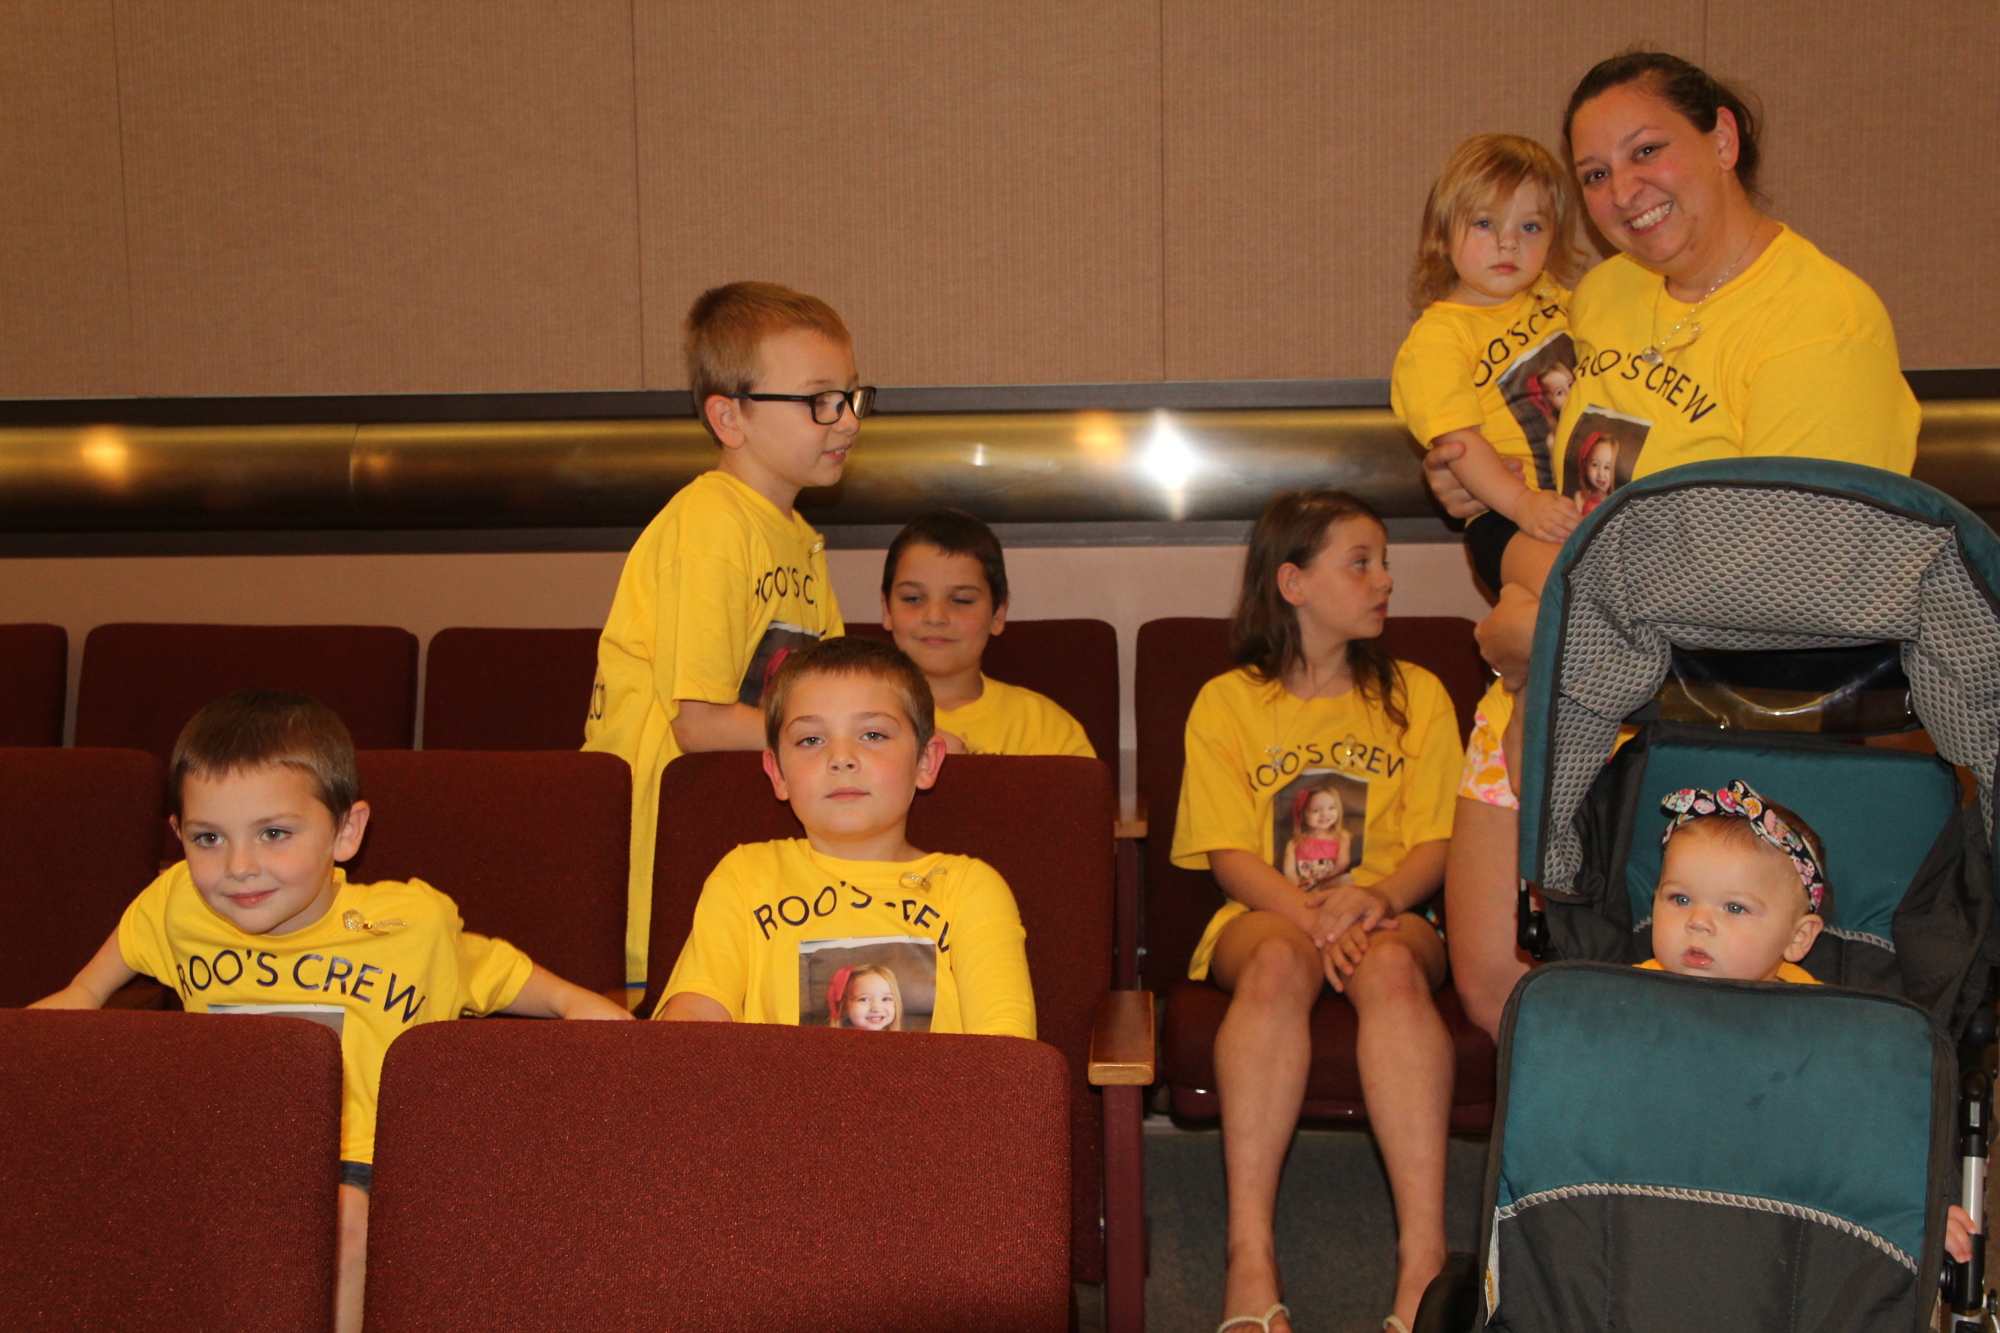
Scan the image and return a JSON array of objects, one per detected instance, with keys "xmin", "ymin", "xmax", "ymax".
[{"xmin": 1660, "ymin": 779, "xmax": 1827, "ymax": 914}]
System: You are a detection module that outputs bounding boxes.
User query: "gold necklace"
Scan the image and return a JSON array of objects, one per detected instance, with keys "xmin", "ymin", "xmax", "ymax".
[{"xmin": 1637, "ymin": 229, "xmax": 1761, "ymax": 366}]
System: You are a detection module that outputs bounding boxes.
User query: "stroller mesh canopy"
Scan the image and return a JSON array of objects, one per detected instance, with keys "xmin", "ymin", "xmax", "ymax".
[{"xmin": 1523, "ymin": 460, "xmax": 2000, "ymax": 897}]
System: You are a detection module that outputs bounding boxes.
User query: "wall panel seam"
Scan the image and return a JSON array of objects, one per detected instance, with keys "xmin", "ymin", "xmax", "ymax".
[
  {"xmin": 1155, "ymin": 0, "xmax": 1168, "ymax": 383},
  {"xmin": 107, "ymin": 0, "xmax": 139, "ymax": 396},
  {"xmin": 625, "ymin": 0, "xmax": 648, "ymax": 392}
]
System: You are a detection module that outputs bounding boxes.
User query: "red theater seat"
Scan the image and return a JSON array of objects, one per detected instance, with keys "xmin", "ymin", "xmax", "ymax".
[
  {"xmin": 75, "ymin": 623, "xmax": 419, "ymax": 759},
  {"xmin": 421, "ymin": 627, "xmax": 600, "ymax": 750},
  {"xmin": 0, "ymin": 747, "xmax": 165, "ymax": 1008},
  {"xmin": 0, "ymin": 623, "xmax": 67, "ymax": 746},
  {"xmin": 846, "ymin": 618, "xmax": 1122, "ymax": 788},
  {"xmin": 343, "ymin": 751, "xmax": 628, "ymax": 996},
  {"xmin": 0, "ymin": 1009, "xmax": 341, "ymax": 1332},
  {"xmin": 367, "ymin": 1020, "xmax": 1072, "ymax": 1332},
  {"xmin": 1135, "ymin": 616, "xmax": 1496, "ymax": 1129},
  {"xmin": 643, "ymin": 752, "xmax": 1148, "ymax": 1325}
]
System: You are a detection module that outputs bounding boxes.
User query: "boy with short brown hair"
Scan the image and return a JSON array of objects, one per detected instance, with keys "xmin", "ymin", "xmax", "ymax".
[
  {"xmin": 655, "ymin": 637, "xmax": 1035, "ymax": 1037},
  {"xmin": 587, "ymin": 282, "xmax": 873, "ymax": 984},
  {"xmin": 880, "ymin": 508, "xmax": 1093, "ymax": 758},
  {"xmin": 34, "ymin": 689, "xmax": 629, "ymax": 1333}
]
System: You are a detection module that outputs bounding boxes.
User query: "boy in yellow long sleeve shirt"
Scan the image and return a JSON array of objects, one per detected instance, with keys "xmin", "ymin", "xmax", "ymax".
[{"xmin": 586, "ymin": 283, "xmax": 871, "ymax": 983}]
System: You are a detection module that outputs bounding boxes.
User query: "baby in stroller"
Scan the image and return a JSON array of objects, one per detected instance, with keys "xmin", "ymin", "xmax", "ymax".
[{"xmin": 1636, "ymin": 777, "xmax": 1980, "ymax": 1264}]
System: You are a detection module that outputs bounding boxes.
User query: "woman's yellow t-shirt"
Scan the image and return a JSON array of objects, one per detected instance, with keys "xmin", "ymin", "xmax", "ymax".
[
  {"xmin": 1391, "ymin": 283, "xmax": 1576, "ymax": 491},
  {"xmin": 118, "ymin": 865, "xmax": 534, "ymax": 1163},
  {"xmin": 1555, "ymin": 226, "xmax": 1918, "ymax": 507},
  {"xmin": 658, "ymin": 840, "xmax": 1035, "ymax": 1038},
  {"xmin": 937, "ymin": 675, "xmax": 1095, "ymax": 758},
  {"xmin": 1171, "ymin": 664, "xmax": 1461, "ymax": 979},
  {"xmin": 584, "ymin": 469, "xmax": 844, "ymax": 982}
]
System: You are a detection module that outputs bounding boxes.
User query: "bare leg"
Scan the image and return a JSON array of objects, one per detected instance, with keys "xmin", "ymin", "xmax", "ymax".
[
  {"xmin": 1345, "ymin": 916, "xmax": 1453, "ymax": 1327},
  {"xmin": 1210, "ymin": 911, "xmax": 1325, "ymax": 1332},
  {"xmin": 336, "ymin": 1182, "xmax": 368, "ymax": 1333},
  {"xmin": 1444, "ymin": 797, "xmax": 1529, "ymax": 1040}
]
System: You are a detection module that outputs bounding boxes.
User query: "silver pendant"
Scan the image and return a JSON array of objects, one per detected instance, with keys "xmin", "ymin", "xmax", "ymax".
[{"xmin": 1637, "ymin": 347, "xmax": 1663, "ymax": 367}]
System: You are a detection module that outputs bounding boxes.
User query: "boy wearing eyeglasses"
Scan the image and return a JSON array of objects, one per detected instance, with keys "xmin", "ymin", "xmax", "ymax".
[{"xmin": 586, "ymin": 281, "xmax": 876, "ymax": 985}]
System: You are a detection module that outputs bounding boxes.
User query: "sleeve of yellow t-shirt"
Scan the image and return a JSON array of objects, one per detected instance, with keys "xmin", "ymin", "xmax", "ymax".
[
  {"xmin": 114, "ymin": 868, "xmax": 175, "ymax": 982},
  {"xmin": 1399, "ymin": 676, "xmax": 1465, "ymax": 848},
  {"xmin": 1170, "ymin": 683, "xmax": 1259, "ymax": 871},
  {"xmin": 659, "ymin": 506, "xmax": 760, "ymax": 707},
  {"xmin": 656, "ymin": 852, "xmax": 751, "ymax": 1020},
  {"xmin": 946, "ymin": 861, "xmax": 1036, "ymax": 1039},
  {"xmin": 1740, "ymin": 338, "xmax": 1919, "ymax": 475},
  {"xmin": 452, "ymin": 927, "xmax": 536, "ymax": 1015},
  {"xmin": 1391, "ymin": 316, "xmax": 1485, "ymax": 446}
]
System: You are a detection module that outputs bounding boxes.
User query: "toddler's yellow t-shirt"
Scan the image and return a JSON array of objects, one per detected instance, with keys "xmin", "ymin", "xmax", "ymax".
[
  {"xmin": 659, "ymin": 839, "xmax": 1035, "ymax": 1038},
  {"xmin": 118, "ymin": 865, "xmax": 533, "ymax": 1163},
  {"xmin": 1392, "ymin": 284, "xmax": 1575, "ymax": 492},
  {"xmin": 937, "ymin": 675, "xmax": 1095, "ymax": 758},
  {"xmin": 1637, "ymin": 957, "xmax": 1819, "ymax": 984},
  {"xmin": 1172, "ymin": 664, "xmax": 1461, "ymax": 979}
]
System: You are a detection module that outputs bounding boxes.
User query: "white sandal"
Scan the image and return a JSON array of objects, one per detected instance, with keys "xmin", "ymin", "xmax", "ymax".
[
  {"xmin": 1383, "ymin": 1317, "xmax": 1412, "ymax": 1333},
  {"xmin": 1217, "ymin": 1303, "xmax": 1291, "ymax": 1333}
]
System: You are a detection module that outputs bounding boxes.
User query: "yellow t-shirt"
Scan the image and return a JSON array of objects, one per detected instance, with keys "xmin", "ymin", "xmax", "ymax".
[
  {"xmin": 1556, "ymin": 227, "xmax": 1918, "ymax": 507},
  {"xmin": 1638, "ymin": 958, "xmax": 1819, "ymax": 985},
  {"xmin": 1171, "ymin": 664, "xmax": 1462, "ymax": 979},
  {"xmin": 117, "ymin": 864, "xmax": 534, "ymax": 1163},
  {"xmin": 584, "ymin": 468, "xmax": 844, "ymax": 981},
  {"xmin": 937, "ymin": 675, "xmax": 1095, "ymax": 758},
  {"xmin": 658, "ymin": 839, "xmax": 1036, "ymax": 1038},
  {"xmin": 1391, "ymin": 284, "xmax": 1576, "ymax": 492}
]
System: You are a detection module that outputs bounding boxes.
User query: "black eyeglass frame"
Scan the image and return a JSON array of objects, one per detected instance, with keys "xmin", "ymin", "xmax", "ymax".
[{"xmin": 734, "ymin": 386, "xmax": 878, "ymax": 425}]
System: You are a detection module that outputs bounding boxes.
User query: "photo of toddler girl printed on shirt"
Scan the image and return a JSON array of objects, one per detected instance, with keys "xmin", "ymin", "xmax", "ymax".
[
  {"xmin": 826, "ymin": 964, "xmax": 902, "ymax": 1031},
  {"xmin": 1273, "ymin": 770, "xmax": 1367, "ymax": 890},
  {"xmin": 799, "ymin": 936, "xmax": 938, "ymax": 1033},
  {"xmin": 1563, "ymin": 406, "xmax": 1649, "ymax": 515},
  {"xmin": 1499, "ymin": 331, "xmax": 1577, "ymax": 491}
]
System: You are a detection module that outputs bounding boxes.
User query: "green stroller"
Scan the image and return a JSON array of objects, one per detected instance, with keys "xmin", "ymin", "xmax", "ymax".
[{"xmin": 1422, "ymin": 458, "xmax": 2000, "ymax": 1332}]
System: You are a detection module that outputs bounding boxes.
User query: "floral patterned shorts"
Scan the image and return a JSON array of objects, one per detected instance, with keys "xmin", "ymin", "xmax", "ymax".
[{"xmin": 1457, "ymin": 690, "xmax": 1518, "ymax": 810}]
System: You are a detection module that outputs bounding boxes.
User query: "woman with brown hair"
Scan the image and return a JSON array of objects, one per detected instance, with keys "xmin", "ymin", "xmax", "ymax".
[{"xmin": 1426, "ymin": 51, "xmax": 1921, "ymax": 1038}]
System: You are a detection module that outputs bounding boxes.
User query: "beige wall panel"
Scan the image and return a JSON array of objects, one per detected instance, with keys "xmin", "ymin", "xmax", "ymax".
[
  {"xmin": 1707, "ymin": 3, "xmax": 1999, "ymax": 369},
  {"xmin": 114, "ymin": 1, "xmax": 643, "ymax": 396},
  {"xmin": 634, "ymin": 0, "xmax": 1163, "ymax": 388},
  {"xmin": 0, "ymin": 0, "xmax": 134, "ymax": 397},
  {"xmin": 1161, "ymin": 4, "xmax": 1703, "ymax": 381}
]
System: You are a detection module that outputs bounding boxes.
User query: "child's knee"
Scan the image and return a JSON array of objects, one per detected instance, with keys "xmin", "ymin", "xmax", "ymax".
[
  {"xmin": 1235, "ymin": 932, "xmax": 1322, "ymax": 1003},
  {"xmin": 1350, "ymin": 934, "xmax": 1436, "ymax": 1003}
]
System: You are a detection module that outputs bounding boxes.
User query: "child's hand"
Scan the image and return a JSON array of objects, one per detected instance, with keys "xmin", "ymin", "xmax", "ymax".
[
  {"xmin": 1947, "ymin": 1203, "xmax": 1980, "ymax": 1265},
  {"xmin": 561, "ymin": 989, "xmax": 637, "ymax": 1021},
  {"xmin": 1301, "ymin": 883, "xmax": 1396, "ymax": 952},
  {"xmin": 1509, "ymin": 488, "xmax": 1582, "ymax": 545},
  {"xmin": 937, "ymin": 730, "xmax": 970, "ymax": 755},
  {"xmin": 1320, "ymin": 920, "xmax": 1381, "ymax": 992}
]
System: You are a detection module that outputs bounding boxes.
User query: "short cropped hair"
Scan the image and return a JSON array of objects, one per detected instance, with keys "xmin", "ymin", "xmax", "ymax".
[
  {"xmin": 880, "ymin": 508, "xmax": 1009, "ymax": 607},
  {"xmin": 169, "ymin": 689, "xmax": 359, "ymax": 822},
  {"xmin": 1408, "ymin": 133, "xmax": 1586, "ymax": 312},
  {"xmin": 762, "ymin": 637, "xmax": 936, "ymax": 754},
  {"xmin": 1674, "ymin": 800, "xmax": 1832, "ymax": 919},
  {"xmin": 684, "ymin": 282, "xmax": 853, "ymax": 442}
]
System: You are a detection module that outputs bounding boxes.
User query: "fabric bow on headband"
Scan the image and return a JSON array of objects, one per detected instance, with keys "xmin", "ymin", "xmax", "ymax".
[{"xmin": 1660, "ymin": 779, "xmax": 1827, "ymax": 914}]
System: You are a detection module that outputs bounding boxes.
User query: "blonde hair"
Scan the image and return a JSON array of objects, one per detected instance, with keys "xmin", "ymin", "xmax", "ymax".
[
  {"xmin": 829, "ymin": 964, "xmax": 903, "ymax": 1031},
  {"xmin": 684, "ymin": 282, "xmax": 852, "ymax": 442},
  {"xmin": 1408, "ymin": 134, "xmax": 1585, "ymax": 313}
]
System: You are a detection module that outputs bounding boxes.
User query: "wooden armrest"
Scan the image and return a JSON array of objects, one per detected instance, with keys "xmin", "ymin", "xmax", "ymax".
[
  {"xmin": 1115, "ymin": 795, "xmax": 1148, "ymax": 840},
  {"xmin": 1088, "ymin": 989, "xmax": 1155, "ymax": 1086}
]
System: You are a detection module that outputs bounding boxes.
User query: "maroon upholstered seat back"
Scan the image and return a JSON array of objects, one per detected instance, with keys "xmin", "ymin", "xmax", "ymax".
[
  {"xmin": 645, "ymin": 751, "xmax": 1116, "ymax": 1283},
  {"xmin": 368, "ymin": 1020, "xmax": 1071, "ymax": 1332},
  {"xmin": 845, "ymin": 619, "xmax": 1122, "ymax": 787},
  {"xmin": 421, "ymin": 627, "xmax": 600, "ymax": 750},
  {"xmin": 0, "ymin": 1009, "xmax": 341, "ymax": 1332},
  {"xmin": 76, "ymin": 623, "xmax": 419, "ymax": 758},
  {"xmin": 0, "ymin": 623, "xmax": 67, "ymax": 746},
  {"xmin": 343, "ymin": 751, "xmax": 628, "ymax": 993},
  {"xmin": 0, "ymin": 747, "xmax": 165, "ymax": 1007},
  {"xmin": 1135, "ymin": 616, "xmax": 1484, "ymax": 984}
]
